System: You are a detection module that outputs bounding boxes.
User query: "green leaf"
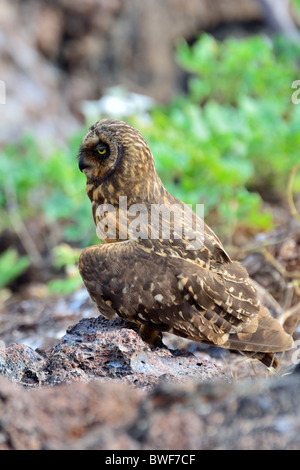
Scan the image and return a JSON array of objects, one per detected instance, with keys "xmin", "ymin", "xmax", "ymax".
[{"xmin": 0, "ymin": 249, "xmax": 30, "ymax": 289}]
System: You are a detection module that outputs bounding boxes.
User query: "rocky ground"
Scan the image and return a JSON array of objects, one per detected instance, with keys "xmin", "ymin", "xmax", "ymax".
[
  {"xmin": 1, "ymin": 370, "xmax": 300, "ymax": 450},
  {"xmin": 0, "ymin": 243, "xmax": 300, "ymax": 449},
  {"xmin": 0, "ymin": 304, "xmax": 224, "ymax": 389},
  {"xmin": 0, "ymin": 313, "xmax": 300, "ymax": 449}
]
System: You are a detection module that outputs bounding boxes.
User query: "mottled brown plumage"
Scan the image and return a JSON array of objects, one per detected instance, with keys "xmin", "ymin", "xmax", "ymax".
[{"xmin": 78, "ymin": 119, "xmax": 293, "ymax": 369}]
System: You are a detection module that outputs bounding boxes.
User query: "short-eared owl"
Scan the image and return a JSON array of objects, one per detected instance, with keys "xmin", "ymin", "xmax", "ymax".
[{"xmin": 78, "ymin": 119, "xmax": 293, "ymax": 368}]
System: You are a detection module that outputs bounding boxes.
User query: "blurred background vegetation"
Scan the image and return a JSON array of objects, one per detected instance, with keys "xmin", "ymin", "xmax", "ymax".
[{"xmin": 0, "ymin": 0, "xmax": 300, "ymax": 299}]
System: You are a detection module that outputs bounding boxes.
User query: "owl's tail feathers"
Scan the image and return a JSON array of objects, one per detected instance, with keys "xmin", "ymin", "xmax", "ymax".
[{"xmin": 225, "ymin": 305, "xmax": 294, "ymax": 369}]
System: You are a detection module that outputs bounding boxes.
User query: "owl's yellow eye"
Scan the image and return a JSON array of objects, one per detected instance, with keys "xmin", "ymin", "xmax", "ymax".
[{"xmin": 95, "ymin": 142, "xmax": 110, "ymax": 159}]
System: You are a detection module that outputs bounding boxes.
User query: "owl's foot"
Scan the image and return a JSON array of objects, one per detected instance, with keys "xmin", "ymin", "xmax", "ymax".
[{"xmin": 139, "ymin": 324, "xmax": 165, "ymax": 348}]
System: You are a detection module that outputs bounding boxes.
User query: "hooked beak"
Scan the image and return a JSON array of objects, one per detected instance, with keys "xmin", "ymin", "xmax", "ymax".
[{"xmin": 78, "ymin": 153, "xmax": 90, "ymax": 173}]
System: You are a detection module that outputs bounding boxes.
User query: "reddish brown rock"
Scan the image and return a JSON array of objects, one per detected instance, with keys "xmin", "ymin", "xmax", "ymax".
[{"xmin": 0, "ymin": 314, "xmax": 225, "ymax": 388}]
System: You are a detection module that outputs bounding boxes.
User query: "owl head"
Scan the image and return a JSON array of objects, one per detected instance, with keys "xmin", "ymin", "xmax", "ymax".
[{"xmin": 78, "ymin": 119, "xmax": 157, "ymax": 186}]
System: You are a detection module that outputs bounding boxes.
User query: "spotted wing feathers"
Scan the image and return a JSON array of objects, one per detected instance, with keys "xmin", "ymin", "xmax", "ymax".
[{"xmin": 79, "ymin": 240, "xmax": 293, "ymax": 368}]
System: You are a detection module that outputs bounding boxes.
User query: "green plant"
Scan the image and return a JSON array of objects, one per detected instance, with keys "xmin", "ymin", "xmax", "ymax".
[
  {"xmin": 0, "ymin": 248, "xmax": 30, "ymax": 290},
  {"xmin": 0, "ymin": 133, "xmax": 97, "ymax": 293},
  {"xmin": 135, "ymin": 33, "xmax": 300, "ymax": 234},
  {"xmin": 47, "ymin": 244, "xmax": 83, "ymax": 295},
  {"xmin": 0, "ymin": 133, "xmax": 97, "ymax": 246},
  {"xmin": 292, "ymin": 0, "xmax": 300, "ymax": 17}
]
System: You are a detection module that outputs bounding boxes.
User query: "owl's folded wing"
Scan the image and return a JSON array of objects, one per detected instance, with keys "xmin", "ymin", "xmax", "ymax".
[{"xmin": 79, "ymin": 240, "xmax": 293, "ymax": 360}]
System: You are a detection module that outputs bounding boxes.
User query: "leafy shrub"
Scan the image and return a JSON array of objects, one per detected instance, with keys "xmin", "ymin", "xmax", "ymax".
[
  {"xmin": 47, "ymin": 244, "xmax": 83, "ymax": 295},
  {"xmin": 0, "ymin": 133, "xmax": 97, "ymax": 247},
  {"xmin": 0, "ymin": 134, "xmax": 93, "ymax": 292},
  {"xmin": 137, "ymin": 34, "xmax": 300, "ymax": 234},
  {"xmin": 0, "ymin": 249, "xmax": 30, "ymax": 290}
]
